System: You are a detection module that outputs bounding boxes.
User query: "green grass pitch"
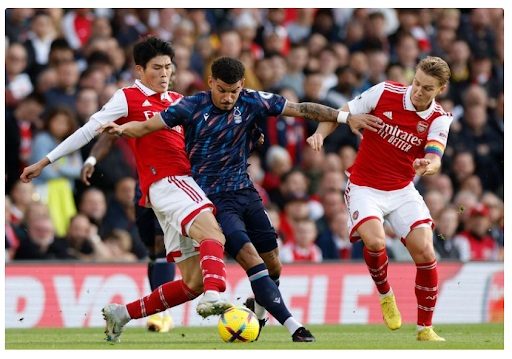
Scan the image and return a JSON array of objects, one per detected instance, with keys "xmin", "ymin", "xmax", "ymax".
[{"xmin": 5, "ymin": 323, "xmax": 503, "ymax": 350}]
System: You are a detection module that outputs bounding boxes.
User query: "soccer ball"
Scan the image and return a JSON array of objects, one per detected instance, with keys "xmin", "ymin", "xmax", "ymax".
[{"xmin": 217, "ymin": 306, "xmax": 259, "ymax": 343}]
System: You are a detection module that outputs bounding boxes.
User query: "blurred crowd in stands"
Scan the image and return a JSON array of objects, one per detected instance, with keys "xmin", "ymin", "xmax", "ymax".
[{"xmin": 5, "ymin": 8, "xmax": 504, "ymax": 263}]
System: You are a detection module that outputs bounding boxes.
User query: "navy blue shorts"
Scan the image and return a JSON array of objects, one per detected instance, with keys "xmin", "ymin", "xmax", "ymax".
[{"xmin": 209, "ymin": 186, "xmax": 278, "ymax": 259}]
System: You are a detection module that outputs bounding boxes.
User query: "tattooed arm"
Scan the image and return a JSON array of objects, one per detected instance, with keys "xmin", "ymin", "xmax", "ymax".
[{"xmin": 282, "ymin": 102, "xmax": 339, "ymax": 122}]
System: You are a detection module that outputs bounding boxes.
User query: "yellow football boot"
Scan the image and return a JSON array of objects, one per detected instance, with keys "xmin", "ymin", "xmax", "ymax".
[
  {"xmin": 417, "ymin": 327, "xmax": 446, "ymax": 341},
  {"xmin": 379, "ymin": 294, "xmax": 402, "ymax": 330}
]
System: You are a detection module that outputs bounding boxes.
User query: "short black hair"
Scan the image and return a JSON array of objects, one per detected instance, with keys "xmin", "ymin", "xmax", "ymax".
[
  {"xmin": 133, "ymin": 36, "xmax": 175, "ymax": 69},
  {"xmin": 211, "ymin": 56, "xmax": 245, "ymax": 84}
]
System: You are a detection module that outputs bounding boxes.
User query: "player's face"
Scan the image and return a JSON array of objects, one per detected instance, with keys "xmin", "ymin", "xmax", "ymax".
[
  {"xmin": 411, "ymin": 69, "xmax": 446, "ymax": 111},
  {"xmin": 209, "ymin": 77, "xmax": 244, "ymax": 111},
  {"xmin": 137, "ymin": 55, "xmax": 173, "ymax": 94}
]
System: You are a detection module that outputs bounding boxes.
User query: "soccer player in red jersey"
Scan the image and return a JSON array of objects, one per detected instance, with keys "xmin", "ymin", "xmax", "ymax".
[
  {"xmin": 19, "ymin": 37, "xmax": 232, "ymax": 342},
  {"xmin": 308, "ymin": 56, "xmax": 452, "ymax": 341}
]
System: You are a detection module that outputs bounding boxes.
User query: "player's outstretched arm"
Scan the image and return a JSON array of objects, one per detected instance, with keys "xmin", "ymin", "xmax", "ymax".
[
  {"xmin": 99, "ymin": 114, "xmax": 166, "ymax": 138},
  {"xmin": 20, "ymin": 157, "xmax": 50, "ymax": 183},
  {"xmin": 81, "ymin": 133, "xmax": 118, "ymax": 186},
  {"xmin": 283, "ymin": 102, "xmax": 383, "ymax": 137}
]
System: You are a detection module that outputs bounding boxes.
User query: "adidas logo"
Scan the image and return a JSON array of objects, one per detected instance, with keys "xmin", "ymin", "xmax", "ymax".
[
  {"xmin": 142, "ymin": 100, "xmax": 152, "ymax": 107},
  {"xmin": 383, "ymin": 111, "xmax": 393, "ymax": 120},
  {"xmin": 273, "ymin": 297, "xmax": 281, "ymax": 304}
]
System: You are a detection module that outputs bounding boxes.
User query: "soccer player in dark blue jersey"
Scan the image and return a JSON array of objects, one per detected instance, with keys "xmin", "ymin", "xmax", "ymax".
[{"xmin": 100, "ymin": 57, "xmax": 382, "ymax": 342}]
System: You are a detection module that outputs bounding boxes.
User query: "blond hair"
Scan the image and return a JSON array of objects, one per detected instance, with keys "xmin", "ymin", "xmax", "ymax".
[{"xmin": 417, "ymin": 56, "xmax": 451, "ymax": 86}]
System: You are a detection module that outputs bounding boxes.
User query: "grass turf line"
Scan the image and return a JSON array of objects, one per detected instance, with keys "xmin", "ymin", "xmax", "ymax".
[{"xmin": 5, "ymin": 323, "xmax": 503, "ymax": 350}]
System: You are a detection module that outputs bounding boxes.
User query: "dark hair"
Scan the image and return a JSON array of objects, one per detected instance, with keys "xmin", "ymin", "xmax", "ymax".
[
  {"xmin": 44, "ymin": 106, "xmax": 78, "ymax": 137},
  {"xmin": 211, "ymin": 56, "xmax": 245, "ymax": 84},
  {"xmin": 133, "ymin": 36, "xmax": 175, "ymax": 69}
]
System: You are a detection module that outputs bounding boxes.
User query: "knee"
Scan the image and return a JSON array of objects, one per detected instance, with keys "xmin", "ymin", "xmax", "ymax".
[
  {"xmin": 414, "ymin": 247, "xmax": 437, "ymax": 264},
  {"xmin": 363, "ymin": 239, "xmax": 386, "ymax": 252}
]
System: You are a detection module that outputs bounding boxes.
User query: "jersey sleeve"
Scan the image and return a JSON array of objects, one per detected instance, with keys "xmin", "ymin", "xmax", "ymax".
[
  {"xmin": 90, "ymin": 89, "xmax": 129, "ymax": 126},
  {"xmin": 160, "ymin": 96, "xmax": 194, "ymax": 128},
  {"xmin": 255, "ymin": 90, "xmax": 287, "ymax": 117},
  {"xmin": 347, "ymin": 82, "xmax": 385, "ymax": 114},
  {"xmin": 424, "ymin": 114, "xmax": 453, "ymax": 157}
]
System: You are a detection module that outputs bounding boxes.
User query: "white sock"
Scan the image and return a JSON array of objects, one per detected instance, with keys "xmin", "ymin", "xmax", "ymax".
[
  {"xmin": 284, "ymin": 317, "xmax": 302, "ymax": 335},
  {"xmin": 120, "ymin": 305, "xmax": 131, "ymax": 321},
  {"xmin": 254, "ymin": 301, "xmax": 267, "ymax": 320},
  {"xmin": 203, "ymin": 290, "xmax": 219, "ymax": 301},
  {"xmin": 417, "ymin": 325, "xmax": 430, "ymax": 332},
  {"xmin": 379, "ymin": 288, "xmax": 394, "ymax": 300}
]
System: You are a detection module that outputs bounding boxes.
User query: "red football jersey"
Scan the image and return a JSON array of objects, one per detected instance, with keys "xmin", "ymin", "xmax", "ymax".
[
  {"xmin": 347, "ymin": 81, "xmax": 452, "ymax": 190},
  {"xmin": 99, "ymin": 80, "xmax": 191, "ymax": 205}
]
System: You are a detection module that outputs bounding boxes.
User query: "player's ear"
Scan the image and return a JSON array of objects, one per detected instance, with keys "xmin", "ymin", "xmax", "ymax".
[
  {"xmin": 134, "ymin": 64, "xmax": 144, "ymax": 77},
  {"xmin": 208, "ymin": 76, "xmax": 213, "ymax": 89},
  {"xmin": 240, "ymin": 78, "xmax": 245, "ymax": 88}
]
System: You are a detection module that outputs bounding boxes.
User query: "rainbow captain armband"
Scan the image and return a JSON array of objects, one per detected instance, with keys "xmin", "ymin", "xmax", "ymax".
[{"xmin": 424, "ymin": 140, "xmax": 445, "ymax": 157}]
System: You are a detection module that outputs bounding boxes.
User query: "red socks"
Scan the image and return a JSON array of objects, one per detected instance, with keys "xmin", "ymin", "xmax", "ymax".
[
  {"xmin": 199, "ymin": 239, "xmax": 227, "ymax": 292},
  {"xmin": 415, "ymin": 260, "xmax": 438, "ymax": 327},
  {"xmin": 363, "ymin": 247, "xmax": 391, "ymax": 294},
  {"xmin": 126, "ymin": 279, "xmax": 199, "ymax": 319}
]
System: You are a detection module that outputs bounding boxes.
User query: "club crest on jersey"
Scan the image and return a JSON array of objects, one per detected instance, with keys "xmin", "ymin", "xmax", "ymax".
[
  {"xmin": 417, "ymin": 121, "xmax": 428, "ymax": 134},
  {"xmin": 352, "ymin": 210, "xmax": 359, "ymax": 220},
  {"xmin": 233, "ymin": 107, "xmax": 242, "ymax": 124}
]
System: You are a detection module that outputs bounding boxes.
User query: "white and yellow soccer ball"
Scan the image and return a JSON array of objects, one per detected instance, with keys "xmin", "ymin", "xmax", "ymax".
[{"xmin": 217, "ymin": 306, "xmax": 259, "ymax": 343}]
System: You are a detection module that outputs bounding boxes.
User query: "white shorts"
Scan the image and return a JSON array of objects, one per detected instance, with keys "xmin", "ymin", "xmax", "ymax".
[
  {"xmin": 148, "ymin": 175, "xmax": 215, "ymax": 263},
  {"xmin": 344, "ymin": 180, "xmax": 433, "ymax": 244}
]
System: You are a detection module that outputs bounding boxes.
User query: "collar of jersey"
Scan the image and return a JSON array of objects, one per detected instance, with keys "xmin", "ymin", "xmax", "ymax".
[
  {"xmin": 404, "ymin": 85, "xmax": 437, "ymax": 120},
  {"xmin": 134, "ymin": 79, "xmax": 171, "ymax": 101}
]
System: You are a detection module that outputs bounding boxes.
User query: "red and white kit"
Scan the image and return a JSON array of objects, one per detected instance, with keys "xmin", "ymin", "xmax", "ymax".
[
  {"xmin": 345, "ymin": 81, "xmax": 452, "ymax": 242},
  {"xmin": 47, "ymin": 80, "xmax": 214, "ymax": 262}
]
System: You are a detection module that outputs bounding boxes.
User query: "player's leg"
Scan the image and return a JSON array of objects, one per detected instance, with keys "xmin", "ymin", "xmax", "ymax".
[
  {"xmin": 102, "ymin": 209, "xmax": 203, "ymax": 342},
  {"xmin": 167, "ymin": 176, "xmax": 230, "ymax": 317},
  {"xmin": 389, "ymin": 189, "xmax": 444, "ymax": 341},
  {"xmin": 345, "ymin": 181, "xmax": 401, "ymax": 330},
  {"xmin": 136, "ymin": 201, "xmax": 176, "ymax": 332},
  {"xmin": 215, "ymin": 188, "xmax": 315, "ymax": 342},
  {"xmin": 405, "ymin": 227, "xmax": 445, "ymax": 340}
]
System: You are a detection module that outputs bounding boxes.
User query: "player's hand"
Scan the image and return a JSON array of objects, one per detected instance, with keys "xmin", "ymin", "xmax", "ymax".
[
  {"xmin": 20, "ymin": 161, "xmax": 45, "ymax": 183},
  {"xmin": 80, "ymin": 163, "xmax": 95, "ymax": 186},
  {"xmin": 98, "ymin": 123, "xmax": 123, "ymax": 136},
  {"xmin": 347, "ymin": 114, "xmax": 383, "ymax": 139},
  {"xmin": 413, "ymin": 158, "xmax": 431, "ymax": 176},
  {"xmin": 306, "ymin": 133, "xmax": 324, "ymax": 151}
]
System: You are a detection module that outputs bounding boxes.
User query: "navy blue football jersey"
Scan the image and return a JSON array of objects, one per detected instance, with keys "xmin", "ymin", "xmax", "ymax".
[{"xmin": 160, "ymin": 89, "xmax": 286, "ymax": 195}]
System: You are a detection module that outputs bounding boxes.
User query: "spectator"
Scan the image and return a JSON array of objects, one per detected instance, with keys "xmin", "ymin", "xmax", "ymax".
[
  {"xmin": 14, "ymin": 203, "xmax": 74, "ymax": 260},
  {"xmin": 8, "ymin": 181, "xmax": 38, "ymax": 225},
  {"xmin": 65, "ymin": 213, "xmax": 111, "ymax": 261},
  {"xmin": 6, "ymin": 42, "xmax": 33, "ymax": 109},
  {"xmin": 101, "ymin": 177, "xmax": 147, "ymax": 259},
  {"xmin": 262, "ymin": 145, "xmax": 292, "ymax": 200},
  {"xmin": 44, "ymin": 59, "xmax": 80, "ymax": 111},
  {"xmin": 102, "ymin": 229, "xmax": 138, "ymax": 262},
  {"xmin": 279, "ymin": 194, "xmax": 310, "ymax": 244},
  {"xmin": 433, "ymin": 206, "xmax": 461, "ymax": 260},
  {"xmin": 30, "ymin": 106, "xmax": 82, "ymax": 236},
  {"xmin": 280, "ymin": 219, "xmax": 322, "ymax": 263},
  {"xmin": 453, "ymin": 203, "xmax": 498, "ymax": 262},
  {"xmin": 24, "ymin": 11, "xmax": 58, "ymax": 81},
  {"xmin": 315, "ymin": 189, "xmax": 346, "ymax": 259},
  {"xmin": 78, "ymin": 187, "xmax": 107, "ymax": 232},
  {"xmin": 5, "ymin": 94, "xmax": 45, "ymax": 193}
]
